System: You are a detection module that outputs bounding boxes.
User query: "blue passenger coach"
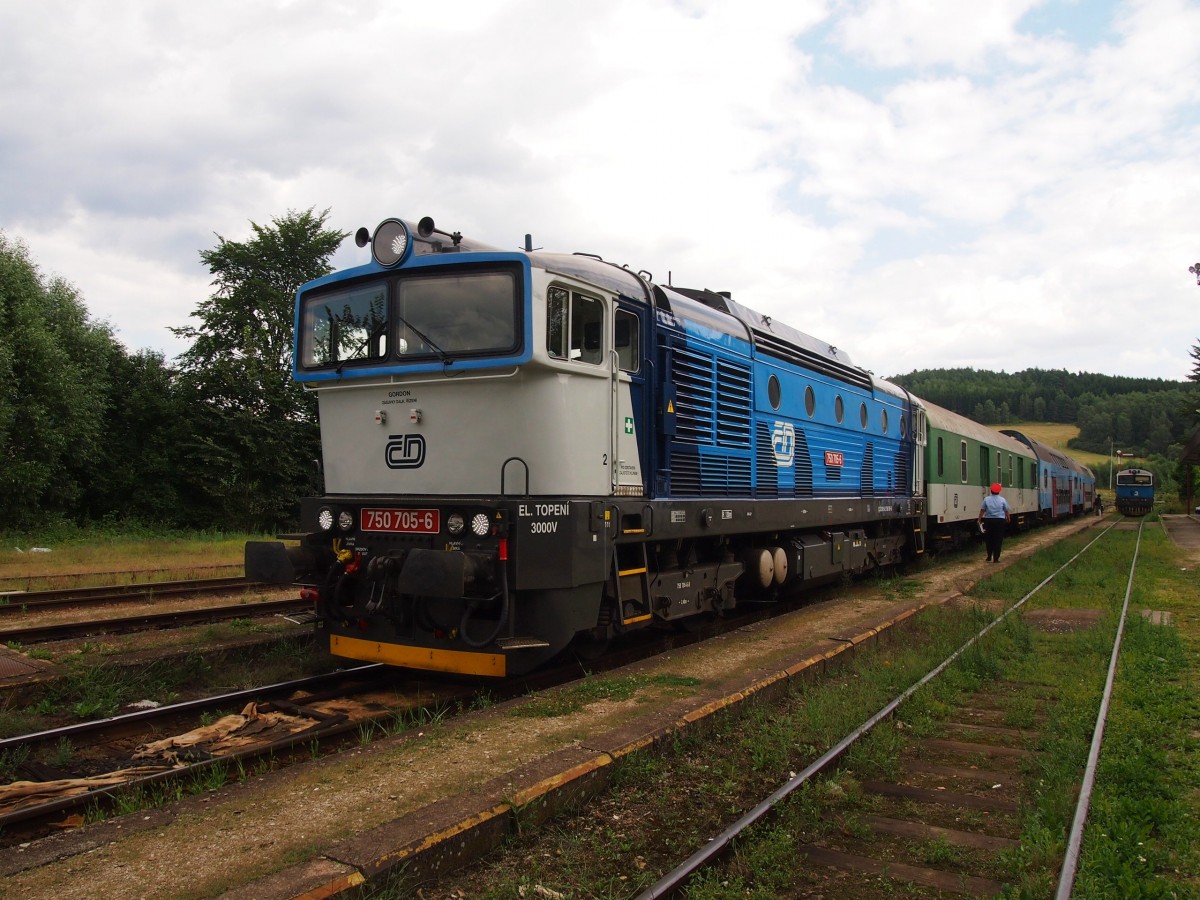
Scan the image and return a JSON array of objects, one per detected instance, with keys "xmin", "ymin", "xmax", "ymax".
[{"xmin": 1002, "ymin": 430, "xmax": 1096, "ymax": 520}]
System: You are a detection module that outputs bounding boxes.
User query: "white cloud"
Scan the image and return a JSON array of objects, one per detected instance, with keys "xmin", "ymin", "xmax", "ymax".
[
  {"xmin": 0, "ymin": 0, "xmax": 1197, "ymax": 380},
  {"xmin": 833, "ymin": 0, "xmax": 1047, "ymax": 70}
]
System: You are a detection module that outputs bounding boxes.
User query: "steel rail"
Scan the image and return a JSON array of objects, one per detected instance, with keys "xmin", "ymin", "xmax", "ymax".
[
  {"xmin": 637, "ymin": 520, "xmax": 1121, "ymax": 899},
  {"xmin": 0, "ymin": 604, "xmax": 791, "ymax": 837},
  {"xmin": 0, "ymin": 577, "xmax": 257, "ymax": 614},
  {"xmin": 0, "ymin": 566, "xmax": 246, "ymax": 595},
  {"xmin": 0, "ymin": 664, "xmax": 382, "ymax": 755},
  {"xmin": 1055, "ymin": 518, "xmax": 1143, "ymax": 899},
  {"xmin": 0, "ymin": 665, "xmax": 386, "ymax": 829},
  {"xmin": 0, "ymin": 597, "xmax": 310, "ymax": 643}
]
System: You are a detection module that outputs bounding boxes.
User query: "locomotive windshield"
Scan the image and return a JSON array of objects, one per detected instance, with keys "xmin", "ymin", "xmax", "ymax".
[
  {"xmin": 299, "ymin": 267, "xmax": 521, "ymax": 370},
  {"xmin": 1117, "ymin": 472, "xmax": 1153, "ymax": 485}
]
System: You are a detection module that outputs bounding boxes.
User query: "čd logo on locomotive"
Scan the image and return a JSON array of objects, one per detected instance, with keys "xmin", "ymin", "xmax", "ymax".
[{"xmin": 385, "ymin": 434, "xmax": 427, "ymax": 469}]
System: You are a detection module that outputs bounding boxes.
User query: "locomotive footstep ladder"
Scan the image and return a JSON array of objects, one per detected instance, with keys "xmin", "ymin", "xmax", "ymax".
[{"xmin": 614, "ymin": 537, "xmax": 653, "ymax": 627}]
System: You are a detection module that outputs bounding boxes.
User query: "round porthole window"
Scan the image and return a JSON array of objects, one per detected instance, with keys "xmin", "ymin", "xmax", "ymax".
[
  {"xmin": 860, "ymin": 402, "xmax": 868, "ymax": 428},
  {"xmin": 835, "ymin": 395, "xmax": 844, "ymax": 424},
  {"xmin": 804, "ymin": 385, "xmax": 815, "ymax": 417},
  {"xmin": 768, "ymin": 374, "xmax": 781, "ymax": 410},
  {"xmin": 881, "ymin": 409, "xmax": 889, "ymax": 433}
]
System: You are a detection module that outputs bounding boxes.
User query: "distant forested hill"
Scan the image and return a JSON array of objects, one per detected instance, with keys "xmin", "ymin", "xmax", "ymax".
[{"xmin": 889, "ymin": 367, "xmax": 1196, "ymax": 457}]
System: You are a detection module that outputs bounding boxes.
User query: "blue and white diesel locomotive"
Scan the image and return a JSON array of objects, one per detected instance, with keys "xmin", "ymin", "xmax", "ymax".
[
  {"xmin": 1114, "ymin": 468, "xmax": 1154, "ymax": 516},
  {"xmin": 247, "ymin": 216, "xmax": 925, "ymax": 675},
  {"xmin": 246, "ymin": 215, "xmax": 1084, "ymax": 677}
]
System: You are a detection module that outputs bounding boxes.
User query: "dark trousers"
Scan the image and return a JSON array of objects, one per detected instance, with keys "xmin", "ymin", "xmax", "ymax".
[{"xmin": 983, "ymin": 518, "xmax": 1006, "ymax": 560}]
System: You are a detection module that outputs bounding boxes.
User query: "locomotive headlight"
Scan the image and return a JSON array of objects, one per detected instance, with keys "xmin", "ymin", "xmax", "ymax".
[
  {"xmin": 316, "ymin": 507, "xmax": 335, "ymax": 532},
  {"xmin": 446, "ymin": 513, "xmax": 465, "ymax": 535},
  {"xmin": 371, "ymin": 218, "xmax": 412, "ymax": 268},
  {"xmin": 337, "ymin": 510, "xmax": 355, "ymax": 532},
  {"xmin": 470, "ymin": 513, "xmax": 491, "ymax": 537}
]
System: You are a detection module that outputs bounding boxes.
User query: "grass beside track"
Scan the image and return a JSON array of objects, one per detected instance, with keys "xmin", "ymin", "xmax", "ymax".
[
  {"xmin": 0, "ymin": 529, "xmax": 262, "ymax": 591},
  {"xmin": 390, "ymin": 519, "xmax": 1200, "ymax": 899},
  {"xmin": 0, "ymin": 635, "xmax": 330, "ymax": 746}
]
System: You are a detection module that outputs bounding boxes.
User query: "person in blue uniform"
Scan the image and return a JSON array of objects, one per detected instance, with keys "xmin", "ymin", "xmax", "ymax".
[{"xmin": 978, "ymin": 483, "xmax": 1011, "ymax": 562}]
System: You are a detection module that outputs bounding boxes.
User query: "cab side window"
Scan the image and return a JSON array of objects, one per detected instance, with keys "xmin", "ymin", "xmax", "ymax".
[
  {"xmin": 548, "ymin": 287, "xmax": 605, "ymax": 365},
  {"xmin": 615, "ymin": 310, "xmax": 639, "ymax": 372}
]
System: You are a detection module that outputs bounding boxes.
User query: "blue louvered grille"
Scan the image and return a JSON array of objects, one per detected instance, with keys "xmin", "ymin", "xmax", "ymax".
[
  {"xmin": 860, "ymin": 443, "xmax": 875, "ymax": 497},
  {"xmin": 703, "ymin": 454, "xmax": 752, "ymax": 496},
  {"xmin": 715, "ymin": 359, "xmax": 752, "ymax": 448},
  {"xmin": 666, "ymin": 343, "xmax": 754, "ymax": 496},
  {"xmin": 672, "ymin": 347, "xmax": 752, "ymax": 449},
  {"xmin": 755, "ymin": 421, "xmax": 779, "ymax": 498},
  {"xmin": 794, "ymin": 429, "xmax": 813, "ymax": 497},
  {"xmin": 670, "ymin": 451, "xmax": 702, "ymax": 494},
  {"xmin": 672, "ymin": 346, "xmax": 714, "ymax": 445},
  {"xmin": 893, "ymin": 447, "xmax": 909, "ymax": 495}
]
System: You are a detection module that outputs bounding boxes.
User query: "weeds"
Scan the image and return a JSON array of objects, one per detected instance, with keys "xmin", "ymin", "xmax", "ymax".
[
  {"xmin": 50, "ymin": 737, "xmax": 74, "ymax": 767},
  {"xmin": 0, "ymin": 528, "xmax": 265, "ymax": 592},
  {"xmin": 0, "ymin": 744, "xmax": 30, "ymax": 781},
  {"xmin": 0, "ymin": 637, "xmax": 327, "ymax": 739},
  {"xmin": 511, "ymin": 673, "xmax": 703, "ymax": 719},
  {"xmin": 187, "ymin": 761, "xmax": 229, "ymax": 793}
]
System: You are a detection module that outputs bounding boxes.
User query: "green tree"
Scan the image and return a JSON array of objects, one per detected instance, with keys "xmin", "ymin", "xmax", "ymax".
[
  {"xmin": 0, "ymin": 233, "xmax": 120, "ymax": 527},
  {"xmin": 172, "ymin": 209, "xmax": 348, "ymax": 531},
  {"xmin": 83, "ymin": 348, "xmax": 186, "ymax": 525}
]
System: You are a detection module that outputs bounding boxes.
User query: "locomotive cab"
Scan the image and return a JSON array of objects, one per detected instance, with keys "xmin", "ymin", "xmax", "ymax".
[{"xmin": 248, "ymin": 217, "xmax": 661, "ymax": 675}]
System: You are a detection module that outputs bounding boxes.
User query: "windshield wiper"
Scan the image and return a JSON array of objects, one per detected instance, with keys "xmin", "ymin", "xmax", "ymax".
[
  {"xmin": 335, "ymin": 320, "xmax": 388, "ymax": 375},
  {"xmin": 332, "ymin": 315, "xmax": 454, "ymax": 374},
  {"xmin": 395, "ymin": 313, "xmax": 454, "ymax": 367}
]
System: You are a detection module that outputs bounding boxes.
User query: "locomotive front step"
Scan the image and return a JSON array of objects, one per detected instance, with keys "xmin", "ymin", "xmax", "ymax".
[{"xmin": 495, "ymin": 636, "xmax": 552, "ymax": 650}]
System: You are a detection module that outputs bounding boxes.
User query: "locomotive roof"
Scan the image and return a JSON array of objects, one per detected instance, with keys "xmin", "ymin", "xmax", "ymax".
[
  {"xmin": 530, "ymin": 251, "xmax": 654, "ymax": 304},
  {"xmin": 532, "ymin": 251, "xmax": 877, "ymax": 389}
]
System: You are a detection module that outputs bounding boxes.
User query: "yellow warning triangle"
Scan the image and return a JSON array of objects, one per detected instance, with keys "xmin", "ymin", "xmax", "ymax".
[{"xmin": 667, "ymin": 400, "xmax": 675, "ymax": 413}]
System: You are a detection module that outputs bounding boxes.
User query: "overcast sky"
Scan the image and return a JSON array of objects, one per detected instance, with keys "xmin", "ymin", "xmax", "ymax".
[{"xmin": 3, "ymin": 0, "xmax": 1197, "ymax": 381}]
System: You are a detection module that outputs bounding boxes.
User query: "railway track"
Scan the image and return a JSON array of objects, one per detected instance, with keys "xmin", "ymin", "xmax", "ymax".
[
  {"xmin": 0, "ymin": 595, "xmax": 789, "ymax": 844},
  {"xmin": 4, "ymin": 518, "xmax": 1142, "ymax": 897},
  {"xmin": 0, "ymin": 575, "xmax": 310, "ymax": 645},
  {"xmin": 0, "ymin": 665, "xmax": 404, "ymax": 841},
  {"xmin": 0, "ymin": 565, "xmax": 246, "ymax": 596},
  {"xmin": 0, "ymin": 597, "xmax": 312, "ymax": 644},
  {"xmin": 0, "ymin": 576, "xmax": 262, "ymax": 614},
  {"xmin": 636, "ymin": 518, "xmax": 1144, "ymax": 898}
]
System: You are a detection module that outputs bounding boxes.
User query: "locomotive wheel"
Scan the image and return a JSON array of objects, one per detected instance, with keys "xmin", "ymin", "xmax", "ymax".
[{"xmin": 570, "ymin": 628, "xmax": 611, "ymax": 662}]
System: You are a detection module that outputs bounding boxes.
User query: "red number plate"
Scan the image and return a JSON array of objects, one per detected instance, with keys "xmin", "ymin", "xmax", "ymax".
[
  {"xmin": 360, "ymin": 508, "xmax": 440, "ymax": 533},
  {"xmin": 824, "ymin": 450, "xmax": 845, "ymax": 467}
]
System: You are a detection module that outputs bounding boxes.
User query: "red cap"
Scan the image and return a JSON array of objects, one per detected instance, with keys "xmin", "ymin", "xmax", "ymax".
[{"xmin": 991, "ymin": 483, "xmax": 1001, "ymax": 493}]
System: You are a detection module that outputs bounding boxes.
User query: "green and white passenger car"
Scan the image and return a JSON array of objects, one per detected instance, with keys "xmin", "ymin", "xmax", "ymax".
[{"xmin": 920, "ymin": 400, "xmax": 1039, "ymax": 548}]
